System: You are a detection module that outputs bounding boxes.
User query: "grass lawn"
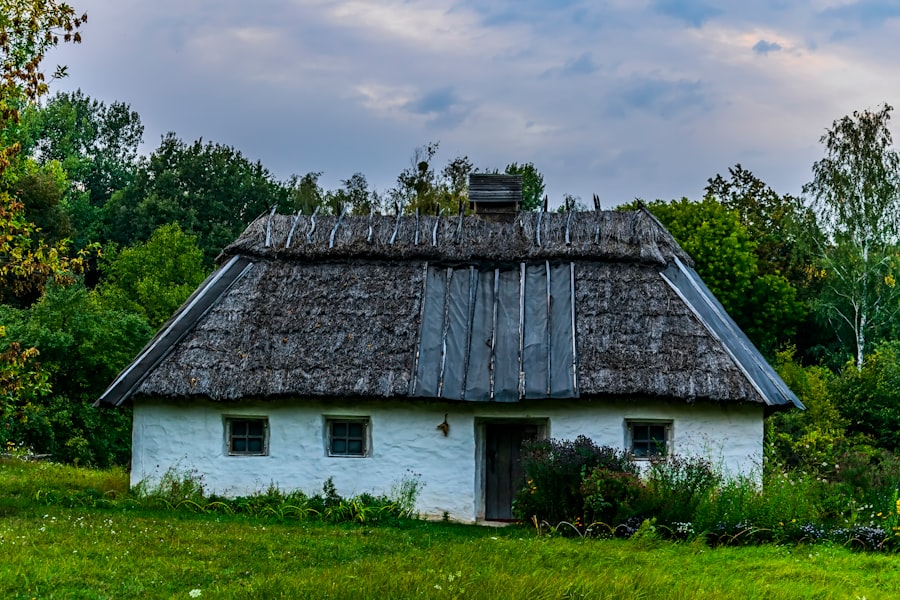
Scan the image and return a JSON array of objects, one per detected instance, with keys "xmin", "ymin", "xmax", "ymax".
[{"xmin": 2, "ymin": 460, "xmax": 900, "ymax": 599}]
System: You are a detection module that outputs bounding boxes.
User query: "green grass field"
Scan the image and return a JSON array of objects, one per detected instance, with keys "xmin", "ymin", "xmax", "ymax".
[{"xmin": 2, "ymin": 459, "xmax": 900, "ymax": 599}]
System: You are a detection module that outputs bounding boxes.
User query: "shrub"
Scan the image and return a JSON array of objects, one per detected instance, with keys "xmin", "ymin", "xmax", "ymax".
[
  {"xmin": 513, "ymin": 436, "xmax": 637, "ymax": 525},
  {"xmin": 580, "ymin": 467, "xmax": 650, "ymax": 527},
  {"xmin": 833, "ymin": 448, "xmax": 900, "ymax": 508},
  {"xmin": 644, "ymin": 454, "xmax": 721, "ymax": 526},
  {"xmin": 833, "ymin": 341, "xmax": 900, "ymax": 452}
]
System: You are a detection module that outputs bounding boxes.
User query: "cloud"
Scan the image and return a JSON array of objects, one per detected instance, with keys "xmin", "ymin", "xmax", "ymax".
[
  {"xmin": 47, "ymin": 0, "xmax": 900, "ymax": 210},
  {"xmin": 403, "ymin": 87, "xmax": 472, "ymax": 128},
  {"xmin": 820, "ymin": 0, "xmax": 900, "ymax": 26},
  {"xmin": 753, "ymin": 39, "xmax": 783, "ymax": 55},
  {"xmin": 405, "ymin": 87, "xmax": 460, "ymax": 114},
  {"xmin": 325, "ymin": 0, "xmax": 510, "ymax": 55},
  {"xmin": 654, "ymin": 0, "xmax": 721, "ymax": 27},
  {"xmin": 563, "ymin": 52, "xmax": 600, "ymax": 76},
  {"xmin": 605, "ymin": 77, "xmax": 708, "ymax": 119},
  {"xmin": 542, "ymin": 52, "xmax": 601, "ymax": 78}
]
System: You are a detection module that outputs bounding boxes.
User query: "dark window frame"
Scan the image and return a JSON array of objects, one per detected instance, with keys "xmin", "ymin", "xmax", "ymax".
[
  {"xmin": 326, "ymin": 418, "xmax": 369, "ymax": 457},
  {"xmin": 626, "ymin": 420, "xmax": 671, "ymax": 459},
  {"xmin": 226, "ymin": 417, "xmax": 269, "ymax": 456}
]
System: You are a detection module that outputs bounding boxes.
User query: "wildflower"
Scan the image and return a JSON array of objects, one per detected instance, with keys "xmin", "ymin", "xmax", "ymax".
[{"xmin": 189, "ymin": 590, "xmax": 202, "ymax": 598}]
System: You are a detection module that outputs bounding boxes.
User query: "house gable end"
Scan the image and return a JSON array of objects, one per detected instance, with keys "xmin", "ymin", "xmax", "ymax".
[
  {"xmin": 94, "ymin": 255, "xmax": 254, "ymax": 408},
  {"xmin": 660, "ymin": 257, "xmax": 803, "ymax": 409}
]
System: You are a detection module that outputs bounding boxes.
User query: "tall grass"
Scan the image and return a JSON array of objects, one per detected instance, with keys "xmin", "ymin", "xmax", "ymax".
[
  {"xmin": 0, "ymin": 457, "xmax": 128, "ymax": 516},
  {"xmin": 3, "ymin": 458, "xmax": 900, "ymax": 597}
]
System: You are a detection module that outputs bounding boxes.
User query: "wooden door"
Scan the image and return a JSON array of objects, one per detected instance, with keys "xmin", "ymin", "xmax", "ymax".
[{"xmin": 484, "ymin": 423, "xmax": 538, "ymax": 520}]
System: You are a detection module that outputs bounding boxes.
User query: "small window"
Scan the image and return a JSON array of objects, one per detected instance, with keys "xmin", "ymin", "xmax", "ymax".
[
  {"xmin": 628, "ymin": 421, "xmax": 671, "ymax": 459},
  {"xmin": 227, "ymin": 418, "xmax": 268, "ymax": 455},
  {"xmin": 327, "ymin": 419, "xmax": 368, "ymax": 457}
]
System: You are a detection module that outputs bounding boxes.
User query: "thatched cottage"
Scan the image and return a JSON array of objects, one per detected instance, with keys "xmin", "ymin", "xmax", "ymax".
[{"xmin": 97, "ymin": 179, "xmax": 802, "ymax": 522}]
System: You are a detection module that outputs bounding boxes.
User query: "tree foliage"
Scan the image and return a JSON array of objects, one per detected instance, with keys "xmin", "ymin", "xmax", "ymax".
[
  {"xmin": 9, "ymin": 157, "xmax": 70, "ymax": 242},
  {"xmin": 103, "ymin": 132, "xmax": 291, "ymax": 263},
  {"xmin": 505, "ymin": 161, "xmax": 545, "ymax": 211},
  {"xmin": 832, "ymin": 341, "xmax": 900, "ymax": 453},
  {"xmin": 0, "ymin": 0, "xmax": 88, "ymax": 304},
  {"xmin": 706, "ymin": 164, "xmax": 814, "ymax": 287},
  {"xmin": 802, "ymin": 104, "xmax": 900, "ymax": 369},
  {"xmin": 0, "ymin": 324, "xmax": 49, "ymax": 423},
  {"xmin": 1, "ymin": 0, "xmax": 86, "ymax": 177},
  {"xmin": 97, "ymin": 223, "xmax": 208, "ymax": 328},
  {"xmin": 395, "ymin": 141, "xmax": 451, "ymax": 215},
  {"xmin": 19, "ymin": 90, "xmax": 143, "ymax": 248},
  {"xmin": 767, "ymin": 347, "xmax": 859, "ymax": 474},
  {"xmin": 0, "ymin": 0, "xmax": 100, "ymax": 457},
  {"xmin": 0, "ymin": 283, "xmax": 152, "ymax": 465}
]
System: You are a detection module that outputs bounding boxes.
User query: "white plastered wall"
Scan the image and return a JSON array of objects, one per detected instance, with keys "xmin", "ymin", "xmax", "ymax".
[{"xmin": 131, "ymin": 398, "xmax": 763, "ymax": 523}]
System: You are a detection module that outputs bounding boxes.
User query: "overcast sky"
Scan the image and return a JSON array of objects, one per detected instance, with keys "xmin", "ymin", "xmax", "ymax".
[{"xmin": 46, "ymin": 0, "xmax": 900, "ymax": 208}]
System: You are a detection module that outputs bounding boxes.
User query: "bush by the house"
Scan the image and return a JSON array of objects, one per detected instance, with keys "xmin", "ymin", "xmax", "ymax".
[
  {"xmin": 515, "ymin": 436, "xmax": 900, "ymax": 552},
  {"xmin": 512, "ymin": 435, "xmax": 638, "ymax": 526}
]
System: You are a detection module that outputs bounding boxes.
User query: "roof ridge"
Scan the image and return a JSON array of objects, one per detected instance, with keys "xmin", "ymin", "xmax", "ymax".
[{"xmin": 221, "ymin": 209, "xmax": 695, "ymax": 266}]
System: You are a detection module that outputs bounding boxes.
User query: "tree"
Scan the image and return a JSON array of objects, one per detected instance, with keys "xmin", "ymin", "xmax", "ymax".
[
  {"xmin": 505, "ymin": 162, "xmax": 545, "ymax": 211},
  {"xmin": 706, "ymin": 164, "xmax": 815, "ymax": 287},
  {"xmin": 0, "ymin": 1, "xmax": 88, "ymax": 301},
  {"xmin": 441, "ymin": 155, "xmax": 474, "ymax": 212},
  {"xmin": 1, "ymin": 0, "xmax": 86, "ymax": 176},
  {"xmin": 0, "ymin": 0, "xmax": 92, "ymax": 460},
  {"xmin": 0, "ymin": 0, "xmax": 88, "ymax": 447},
  {"xmin": 103, "ymin": 133, "xmax": 292, "ymax": 263},
  {"xmin": 332, "ymin": 172, "xmax": 378, "ymax": 216},
  {"xmin": 395, "ymin": 141, "xmax": 448, "ymax": 214},
  {"xmin": 97, "ymin": 223, "xmax": 209, "ymax": 328},
  {"xmin": 286, "ymin": 171, "xmax": 325, "ymax": 215},
  {"xmin": 20, "ymin": 90, "xmax": 143, "ymax": 248},
  {"xmin": 26, "ymin": 91, "xmax": 143, "ymax": 198},
  {"xmin": 0, "ymin": 283, "xmax": 152, "ymax": 465},
  {"xmin": 802, "ymin": 104, "xmax": 900, "ymax": 370}
]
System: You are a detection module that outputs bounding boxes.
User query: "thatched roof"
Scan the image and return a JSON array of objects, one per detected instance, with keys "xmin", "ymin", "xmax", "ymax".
[{"xmin": 96, "ymin": 208, "xmax": 802, "ymax": 411}]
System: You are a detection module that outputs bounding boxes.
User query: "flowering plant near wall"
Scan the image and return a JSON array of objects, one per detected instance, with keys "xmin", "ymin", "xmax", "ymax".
[
  {"xmin": 512, "ymin": 436, "xmax": 638, "ymax": 527},
  {"xmin": 513, "ymin": 435, "xmax": 900, "ymax": 551}
]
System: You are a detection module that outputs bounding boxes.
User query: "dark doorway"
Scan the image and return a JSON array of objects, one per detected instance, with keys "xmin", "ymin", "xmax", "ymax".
[{"xmin": 484, "ymin": 423, "xmax": 538, "ymax": 520}]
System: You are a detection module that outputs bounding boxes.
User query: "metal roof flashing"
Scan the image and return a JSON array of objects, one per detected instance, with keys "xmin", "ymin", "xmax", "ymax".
[{"xmin": 659, "ymin": 257, "xmax": 804, "ymax": 410}]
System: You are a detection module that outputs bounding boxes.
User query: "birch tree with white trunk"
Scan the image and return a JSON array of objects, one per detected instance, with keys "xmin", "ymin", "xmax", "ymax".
[{"xmin": 803, "ymin": 104, "xmax": 900, "ymax": 370}]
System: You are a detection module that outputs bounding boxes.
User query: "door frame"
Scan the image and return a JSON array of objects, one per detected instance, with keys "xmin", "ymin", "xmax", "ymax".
[{"xmin": 475, "ymin": 418, "xmax": 549, "ymax": 522}]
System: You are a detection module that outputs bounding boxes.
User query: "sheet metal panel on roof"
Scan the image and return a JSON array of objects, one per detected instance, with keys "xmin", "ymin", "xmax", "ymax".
[{"xmin": 412, "ymin": 261, "xmax": 578, "ymax": 401}]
